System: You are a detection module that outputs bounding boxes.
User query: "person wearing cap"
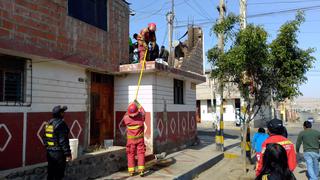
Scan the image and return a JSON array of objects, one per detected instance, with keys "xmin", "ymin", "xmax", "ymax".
[
  {"xmin": 137, "ymin": 23, "xmax": 157, "ymax": 63},
  {"xmin": 296, "ymin": 121, "xmax": 320, "ymax": 180},
  {"xmin": 43, "ymin": 105, "xmax": 71, "ymax": 180},
  {"xmin": 159, "ymin": 45, "xmax": 169, "ymax": 62},
  {"xmin": 256, "ymin": 118, "xmax": 297, "ymax": 176},
  {"xmin": 123, "ymin": 100, "xmax": 146, "ymax": 176}
]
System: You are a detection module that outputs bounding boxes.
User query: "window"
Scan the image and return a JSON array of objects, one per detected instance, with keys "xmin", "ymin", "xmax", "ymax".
[
  {"xmin": 207, "ymin": 99, "xmax": 216, "ymax": 113},
  {"xmin": 68, "ymin": 0, "xmax": 108, "ymax": 31},
  {"xmin": 174, "ymin": 79, "xmax": 184, "ymax": 104},
  {"xmin": 0, "ymin": 55, "xmax": 26, "ymax": 103}
]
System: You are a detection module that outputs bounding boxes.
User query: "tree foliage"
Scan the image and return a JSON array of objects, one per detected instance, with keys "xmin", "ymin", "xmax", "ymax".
[
  {"xmin": 269, "ymin": 12, "xmax": 315, "ymax": 101},
  {"xmin": 207, "ymin": 11, "xmax": 315, "ymax": 120}
]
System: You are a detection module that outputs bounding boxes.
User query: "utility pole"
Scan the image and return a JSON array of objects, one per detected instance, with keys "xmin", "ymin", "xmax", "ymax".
[
  {"xmin": 240, "ymin": 0, "xmax": 247, "ymax": 29},
  {"xmin": 167, "ymin": 0, "xmax": 174, "ymax": 67},
  {"xmin": 215, "ymin": 0, "xmax": 225, "ymax": 152},
  {"xmin": 240, "ymin": 0, "xmax": 250, "ymax": 174}
]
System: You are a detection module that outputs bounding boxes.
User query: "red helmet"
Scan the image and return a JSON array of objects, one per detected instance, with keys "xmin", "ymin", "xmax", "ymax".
[
  {"xmin": 127, "ymin": 102, "xmax": 139, "ymax": 117},
  {"xmin": 148, "ymin": 23, "xmax": 156, "ymax": 32}
]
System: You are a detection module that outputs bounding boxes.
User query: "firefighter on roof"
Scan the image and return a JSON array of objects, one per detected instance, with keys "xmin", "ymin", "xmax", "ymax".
[{"xmin": 137, "ymin": 23, "xmax": 157, "ymax": 63}]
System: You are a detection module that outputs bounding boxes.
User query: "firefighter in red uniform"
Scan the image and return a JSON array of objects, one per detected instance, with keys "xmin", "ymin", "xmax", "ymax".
[
  {"xmin": 137, "ymin": 23, "xmax": 157, "ymax": 63},
  {"xmin": 123, "ymin": 100, "xmax": 146, "ymax": 176},
  {"xmin": 256, "ymin": 118, "xmax": 297, "ymax": 176}
]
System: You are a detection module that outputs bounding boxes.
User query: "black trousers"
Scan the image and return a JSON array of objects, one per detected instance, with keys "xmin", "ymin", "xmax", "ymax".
[{"xmin": 47, "ymin": 151, "xmax": 66, "ymax": 180}]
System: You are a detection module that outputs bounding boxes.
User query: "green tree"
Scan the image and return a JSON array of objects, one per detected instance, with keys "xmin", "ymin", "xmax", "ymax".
[{"xmin": 208, "ymin": 11, "xmax": 315, "ymax": 173}]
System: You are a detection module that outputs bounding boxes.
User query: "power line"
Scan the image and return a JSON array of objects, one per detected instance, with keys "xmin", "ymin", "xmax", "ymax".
[
  {"xmin": 162, "ymin": 27, "xmax": 168, "ymax": 46},
  {"xmin": 132, "ymin": 1, "xmax": 170, "ymax": 21},
  {"xmin": 183, "ymin": 0, "xmax": 212, "ymax": 21},
  {"xmin": 174, "ymin": 5, "xmax": 320, "ymax": 28},
  {"xmin": 248, "ymin": 0, "xmax": 320, "ymax": 5},
  {"xmin": 192, "ymin": 0, "xmax": 214, "ymax": 20},
  {"xmin": 247, "ymin": 5, "xmax": 320, "ymax": 18}
]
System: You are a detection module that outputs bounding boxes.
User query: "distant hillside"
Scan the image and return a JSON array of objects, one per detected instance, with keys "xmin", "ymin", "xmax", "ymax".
[{"xmin": 293, "ymin": 97, "xmax": 320, "ymax": 110}]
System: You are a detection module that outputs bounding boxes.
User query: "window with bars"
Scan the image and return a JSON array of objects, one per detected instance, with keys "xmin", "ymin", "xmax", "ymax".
[
  {"xmin": 174, "ymin": 79, "xmax": 184, "ymax": 104},
  {"xmin": 68, "ymin": 0, "xmax": 108, "ymax": 31},
  {"xmin": 0, "ymin": 55, "xmax": 27, "ymax": 104}
]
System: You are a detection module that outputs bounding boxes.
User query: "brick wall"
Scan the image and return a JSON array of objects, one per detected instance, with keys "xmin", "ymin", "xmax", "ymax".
[
  {"xmin": 0, "ymin": 0, "xmax": 129, "ymax": 72},
  {"xmin": 179, "ymin": 27, "xmax": 203, "ymax": 75}
]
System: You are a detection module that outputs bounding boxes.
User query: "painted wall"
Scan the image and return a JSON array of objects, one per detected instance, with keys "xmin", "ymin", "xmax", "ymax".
[
  {"xmin": 200, "ymin": 100, "xmax": 214, "ymax": 122},
  {"xmin": 114, "ymin": 73, "xmax": 198, "ymax": 154},
  {"xmin": 114, "ymin": 74, "xmax": 154, "ymax": 153},
  {"xmin": 154, "ymin": 73, "xmax": 196, "ymax": 112},
  {"xmin": 153, "ymin": 73, "xmax": 197, "ymax": 153},
  {"xmin": 0, "ymin": 0, "xmax": 129, "ymax": 72},
  {"xmin": 199, "ymin": 99, "xmax": 236, "ymax": 122},
  {"xmin": 0, "ymin": 60, "xmax": 87, "ymax": 170}
]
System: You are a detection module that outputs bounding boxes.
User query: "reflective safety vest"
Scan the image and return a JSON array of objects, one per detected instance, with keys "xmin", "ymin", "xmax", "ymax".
[{"xmin": 44, "ymin": 118, "xmax": 63, "ymax": 150}]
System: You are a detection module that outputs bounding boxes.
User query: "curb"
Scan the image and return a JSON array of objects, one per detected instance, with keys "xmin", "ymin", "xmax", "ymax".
[{"xmin": 173, "ymin": 142, "xmax": 241, "ymax": 180}]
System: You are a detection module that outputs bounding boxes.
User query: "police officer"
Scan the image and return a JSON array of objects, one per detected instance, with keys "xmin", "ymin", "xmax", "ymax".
[{"xmin": 43, "ymin": 105, "xmax": 72, "ymax": 180}]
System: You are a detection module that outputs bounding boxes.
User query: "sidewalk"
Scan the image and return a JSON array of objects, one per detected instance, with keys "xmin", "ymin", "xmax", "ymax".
[
  {"xmin": 196, "ymin": 144, "xmax": 308, "ymax": 180},
  {"xmin": 96, "ymin": 137, "xmax": 240, "ymax": 180}
]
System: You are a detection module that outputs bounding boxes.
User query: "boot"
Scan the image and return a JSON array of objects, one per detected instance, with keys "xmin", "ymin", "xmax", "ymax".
[
  {"xmin": 129, "ymin": 172, "xmax": 134, "ymax": 176},
  {"xmin": 139, "ymin": 171, "xmax": 144, "ymax": 177}
]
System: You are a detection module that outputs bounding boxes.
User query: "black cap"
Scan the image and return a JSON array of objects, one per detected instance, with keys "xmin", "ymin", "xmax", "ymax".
[
  {"xmin": 267, "ymin": 118, "xmax": 284, "ymax": 135},
  {"xmin": 52, "ymin": 105, "xmax": 68, "ymax": 115}
]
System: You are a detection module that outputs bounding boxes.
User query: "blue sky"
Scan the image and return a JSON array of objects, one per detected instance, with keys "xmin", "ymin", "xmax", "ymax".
[{"xmin": 127, "ymin": 0, "xmax": 320, "ymax": 98}]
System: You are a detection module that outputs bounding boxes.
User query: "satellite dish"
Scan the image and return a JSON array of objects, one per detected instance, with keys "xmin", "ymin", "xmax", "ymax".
[{"xmin": 172, "ymin": 40, "xmax": 180, "ymax": 48}]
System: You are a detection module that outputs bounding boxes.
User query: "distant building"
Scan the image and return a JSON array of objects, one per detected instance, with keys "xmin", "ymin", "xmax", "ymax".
[
  {"xmin": 196, "ymin": 72, "xmax": 241, "ymax": 126},
  {"xmin": 196, "ymin": 71, "xmax": 272, "ymax": 128}
]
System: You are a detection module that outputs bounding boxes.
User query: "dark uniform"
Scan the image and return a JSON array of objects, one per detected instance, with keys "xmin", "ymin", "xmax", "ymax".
[{"xmin": 43, "ymin": 106, "xmax": 71, "ymax": 180}]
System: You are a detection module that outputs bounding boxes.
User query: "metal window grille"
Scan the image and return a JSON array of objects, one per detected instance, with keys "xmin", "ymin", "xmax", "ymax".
[{"xmin": 0, "ymin": 55, "xmax": 32, "ymax": 106}]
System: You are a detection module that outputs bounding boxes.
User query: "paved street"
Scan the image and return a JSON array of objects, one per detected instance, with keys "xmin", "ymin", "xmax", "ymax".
[{"xmin": 195, "ymin": 120, "xmax": 320, "ymax": 180}]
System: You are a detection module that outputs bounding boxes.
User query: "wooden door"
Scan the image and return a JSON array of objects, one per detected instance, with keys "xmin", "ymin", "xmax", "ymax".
[{"xmin": 90, "ymin": 73, "xmax": 114, "ymax": 145}]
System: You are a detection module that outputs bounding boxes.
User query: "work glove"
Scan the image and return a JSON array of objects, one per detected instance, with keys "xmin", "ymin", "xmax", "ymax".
[{"xmin": 143, "ymin": 43, "xmax": 148, "ymax": 49}]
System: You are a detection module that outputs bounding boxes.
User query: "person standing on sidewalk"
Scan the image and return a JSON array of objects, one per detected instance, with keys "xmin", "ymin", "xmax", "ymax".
[
  {"xmin": 296, "ymin": 121, "xmax": 320, "ymax": 180},
  {"xmin": 256, "ymin": 118, "xmax": 297, "ymax": 176},
  {"xmin": 256, "ymin": 143, "xmax": 296, "ymax": 180},
  {"xmin": 252, "ymin": 128, "xmax": 269, "ymax": 162},
  {"xmin": 123, "ymin": 100, "xmax": 146, "ymax": 177},
  {"xmin": 43, "ymin": 105, "xmax": 72, "ymax": 180}
]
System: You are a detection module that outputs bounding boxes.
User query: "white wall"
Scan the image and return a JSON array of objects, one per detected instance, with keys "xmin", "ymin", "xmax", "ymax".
[
  {"xmin": 0, "ymin": 59, "xmax": 87, "ymax": 113},
  {"xmin": 114, "ymin": 73, "xmax": 154, "ymax": 113},
  {"xmin": 224, "ymin": 99, "xmax": 235, "ymax": 122},
  {"xmin": 199, "ymin": 99, "xmax": 236, "ymax": 122},
  {"xmin": 154, "ymin": 73, "xmax": 196, "ymax": 112},
  {"xmin": 200, "ymin": 100, "xmax": 214, "ymax": 121}
]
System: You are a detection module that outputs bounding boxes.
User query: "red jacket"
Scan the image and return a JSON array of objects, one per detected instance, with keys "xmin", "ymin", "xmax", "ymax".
[
  {"xmin": 123, "ymin": 107, "xmax": 145, "ymax": 140},
  {"xmin": 256, "ymin": 135, "xmax": 297, "ymax": 176}
]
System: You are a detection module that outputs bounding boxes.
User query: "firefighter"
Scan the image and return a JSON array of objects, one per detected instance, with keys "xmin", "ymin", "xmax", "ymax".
[
  {"xmin": 123, "ymin": 100, "xmax": 146, "ymax": 176},
  {"xmin": 256, "ymin": 118, "xmax": 297, "ymax": 176},
  {"xmin": 43, "ymin": 105, "xmax": 72, "ymax": 180},
  {"xmin": 137, "ymin": 23, "xmax": 157, "ymax": 63}
]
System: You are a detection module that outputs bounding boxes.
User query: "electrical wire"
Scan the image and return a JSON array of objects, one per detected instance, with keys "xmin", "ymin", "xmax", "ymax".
[
  {"xmin": 162, "ymin": 26, "xmax": 168, "ymax": 46},
  {"xmin": 183, "ymin": 0, "xmax": 212, "ymax": 21},
  {"xmin": 248, "ymin": 0, "xmax": 320, "ymax": 5},
  {"xmin": 174, "ymin": 5, "xmax": 320, "ymax": 28},
  {"xmin": 247, "ymin": 5, "xmax": 320, "ymax": 18},
  {"xmin": 193, "ymin": 0, "xmax": 214, "ymax": 20}
]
